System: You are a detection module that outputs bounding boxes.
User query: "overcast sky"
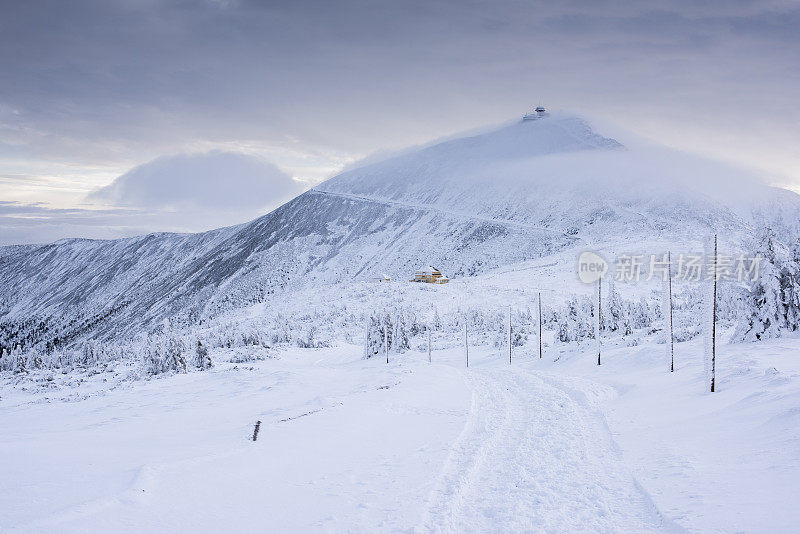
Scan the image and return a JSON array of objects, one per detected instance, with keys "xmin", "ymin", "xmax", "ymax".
[{"xmin": 1, "ymin": 0, "xmax": 799, "ymax": 244}]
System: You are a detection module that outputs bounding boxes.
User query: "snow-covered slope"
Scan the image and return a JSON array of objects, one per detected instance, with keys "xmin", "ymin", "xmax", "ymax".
[{"xmin": 2, "ymin": 113, "xmax": 799, "ymax": 348}]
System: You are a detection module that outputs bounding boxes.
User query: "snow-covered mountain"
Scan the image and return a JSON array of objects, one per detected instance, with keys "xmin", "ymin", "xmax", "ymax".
[{"xmin": 2, "ymin": 113, "xmax": 799, "ymax": 348}]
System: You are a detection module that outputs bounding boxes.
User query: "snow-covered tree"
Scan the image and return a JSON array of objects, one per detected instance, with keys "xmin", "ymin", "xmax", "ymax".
[
  {"xmin": 80, "ymin": 339, "xmax": 102, "ymax": 368},
  {"xmin": 364, "ymin": 313, "xmax": 390, "ymax": 359},
  {"xmin": 164, "ymin": 335, "xmax": 187, "ymax": 373},
  {"xmin": 493, "ymin": 309, "xmax": 528, "ymax": 348},
  {"xmin": 628, "ymin": 297, "xmax": 657, "ymax": 330},
  {"xmin": 0, "ymin": 347, "xmax": 24, "ymax": 373},
  {"xmin": 556, "ymin": 318, "xmax": 571, "ymax": 344},
  {"xmin": 603, "ymin": 277, "xmax": 625, "ymax": 332},
  {"xmin": 736, "ymin": 228, "xmax": 790, "ymax": 341},
  {"xmin": 143, "ymin": 333, "xmax": 187, "ymax": 375},
  {"xmin": 782, "ymin": 238, "xmax": 800, "ymax": 331},
  {"xmin": 8, "ymin": 346, "xmax": 25, "ymax": 373},
  {"xmin": 556, "ymin": 297, "xmax": 593, "ymax": 343},
  {"xmin": 391, "ymin": 313, "xmax": 408, "ymax": 353},
  {"xmin": 297, "ymin": 325, "xmax": 327, "ymax": 348},
  {"xmin": 0, "ymin": 349, "xmax": 9, "ymax": 372},
  {"xmin": 26, "ymin": 347, "xmax": 43, "ymax": 370},
  {"xmin": 195, "ymin": 340, "xmax": 212, "ymax": 370},
  {"xmin": 364, "ymin": 310, "xmax": 411, "ymax": 358}
]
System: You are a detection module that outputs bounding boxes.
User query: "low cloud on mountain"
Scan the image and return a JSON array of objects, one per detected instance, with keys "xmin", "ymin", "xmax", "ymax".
[
  {"xmin": 89, "ymin": 151, "xmax": 304, "ymax": 211},
  {"xmin": 0, "ymin": 152, "xmax": 307, "ymax": 245}
]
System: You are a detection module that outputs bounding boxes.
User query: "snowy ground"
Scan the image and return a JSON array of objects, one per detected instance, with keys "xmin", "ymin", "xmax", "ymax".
[
  {"xmin": 1, "ymin": 333, "xmax": 798, "ymax": 533},
  {"xmin": 539, "ymin": 333, "xmax": 800, "ymax": 533}
]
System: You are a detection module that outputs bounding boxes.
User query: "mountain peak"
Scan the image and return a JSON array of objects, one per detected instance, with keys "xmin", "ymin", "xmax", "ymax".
[{"xmin": 317, "ymin": 113, "xmax": 623, "ymax": 201}]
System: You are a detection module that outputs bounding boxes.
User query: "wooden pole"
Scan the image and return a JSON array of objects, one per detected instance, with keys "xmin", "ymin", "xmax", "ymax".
[
  {"xmin": 538, "ymin": 292, "xmax": 542, "ymax": 359},
  {"xmin": 667, "ymin": 251, "xmax": 674, "ymax": 373},
  {"xmin": 711, "ymin": 235, "xmax": 717, "ymax": 392},
  {"xmin": 464, "ymin": 319, "xmax": 469, "ymax": 368},
  {"xmin": 508, "ymin": 305, "xmax": 512, "ymax": 365},
  {"xmin": 427, "ymin": 327, "xmax": 431, "ymax": 363},
  {"xmin": 394, "ymin": 313, "xmax": 400, "ymax": 355},
  {"xmin": 597, "ymin": 279, "xmax": 602, "ymax": 366},
  {"xmin": 363, "ymin": 325, "xmax": 369, "ymax": 360}
]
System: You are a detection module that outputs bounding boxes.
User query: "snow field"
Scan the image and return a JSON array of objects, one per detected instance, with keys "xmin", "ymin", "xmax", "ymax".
[
  {"xmin": 1, "ymin": 348, "xmax": 469, "ymax": 532},
  {"xmin": 536, "ymin": 333, "xmax": 800, "ymax": 533},
  {"xmin": 2, "ymin": 332, "xmax": 799, "ymax": 532}
]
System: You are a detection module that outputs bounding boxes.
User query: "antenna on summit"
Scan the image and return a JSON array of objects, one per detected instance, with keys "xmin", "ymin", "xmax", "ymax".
[{"xmin": 522, "ymin": 105, "xmax": 548, "ymax": 121}]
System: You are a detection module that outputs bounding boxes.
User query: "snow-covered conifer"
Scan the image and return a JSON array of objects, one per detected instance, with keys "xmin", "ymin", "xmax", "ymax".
[
  {"xmin": 736, "ymin": 228, "xmax": 788, "ymax": 341},
  {"xmin": 195, "ymin": 340, "xmax": 212, "ymax": 370},
  {"xmin": 143, "ymin": 333, "xmax": 187, "ymax": 375},
  {"xmin": 26, "ymin": 347, "xmax": 43, "ymax": 370},
  {"xmin": 164, "ymin": 335, "xmax": 187, "ymax": 373},
  {"xmin": 781, "ymin": 238, "xmax": 800, "ymax": 331},
  {"xmin": 364, "ymin": 314, "xmax": 386, "ymax": 358},
  {"xmin": 603, "ymin": 278, "xmax": 624, "ymax": 331}
]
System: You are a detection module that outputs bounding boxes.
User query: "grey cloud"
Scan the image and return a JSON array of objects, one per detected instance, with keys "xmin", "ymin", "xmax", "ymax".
[
  {"xmin": 0, "ymin": 0, "xmax": 799, "ymax": 244},
  {"xmin": 2, "ymin": 1, "xmax": 798, "ymax": 158}
]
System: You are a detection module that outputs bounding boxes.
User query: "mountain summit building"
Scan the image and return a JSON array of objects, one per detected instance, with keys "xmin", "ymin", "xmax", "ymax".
[{"xmin": 522, "ymin": 106, "xmax": 547, "ymax": 121}]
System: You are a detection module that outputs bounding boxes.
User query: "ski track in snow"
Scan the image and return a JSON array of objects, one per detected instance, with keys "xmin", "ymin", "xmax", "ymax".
[{"xmin": 420, "ymin": 367, "xmax": 682, "ymax": 533}]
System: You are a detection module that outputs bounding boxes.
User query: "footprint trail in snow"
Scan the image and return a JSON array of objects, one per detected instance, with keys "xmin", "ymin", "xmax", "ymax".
[{"xmin": 421, "ymin": 367, "xmax": 681, "ymax": 533}]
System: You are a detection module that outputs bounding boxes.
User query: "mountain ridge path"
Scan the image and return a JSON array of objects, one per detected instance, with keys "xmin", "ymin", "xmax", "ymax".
[{"xmin": 311, "ymin": 188, "xmax": 583, "ymax": 241}]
